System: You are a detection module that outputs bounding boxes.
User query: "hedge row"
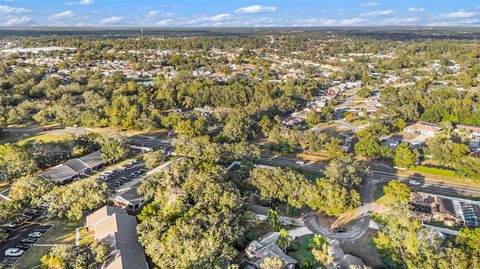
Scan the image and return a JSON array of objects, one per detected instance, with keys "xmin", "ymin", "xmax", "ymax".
[{"xmin": 412, "ymin": 166, "xmax": 457, "ymax": 177}]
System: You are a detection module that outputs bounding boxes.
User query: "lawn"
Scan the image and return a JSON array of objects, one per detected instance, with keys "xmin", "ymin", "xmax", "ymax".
[
  {"xmin": 17, "ymin": 133, "xmax": 68, "ymax": 146},
  {"xmin": 37, "ymin": 218, "xmax": 84, "ymax": 245},
  {"xmin": 15, "ymin": 245, "xmax": 52, "ymax": 269},
  {"xmin": 287, "ymin": 234, "xmax": 315, "ymax": 264},
  {"xmin": 350, "ymin": 118, "xmax": 369, "ymax": 127}
]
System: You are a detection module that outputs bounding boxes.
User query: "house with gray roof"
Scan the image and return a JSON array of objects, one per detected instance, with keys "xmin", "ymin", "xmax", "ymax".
[
  {"xmin": 41, "ymin": 150, "xmax": 104, "ymax": 184},
  {"xmin": 245, "ymin": 232, "xmax": 298, "ymax": 269},
  {"xmin": 86, "ymin": 206, "xmax": 148, "ymax": 269},
  {"xmin": 111, "ymin": 181, "xmax": 147, "ymax": 211}
]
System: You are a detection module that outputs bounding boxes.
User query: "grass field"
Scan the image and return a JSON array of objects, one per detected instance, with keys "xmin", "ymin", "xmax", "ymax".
[
  {"xmin": 288, "ymin": 234, "xmax": 315, "ymax": 264},
  {"xmin": 17, "ymin": 133, "xmax": 68, "ymax": 146},
  {"xmin": 15, "ymin": 245, "xmax": 52, "ymax": 269}
]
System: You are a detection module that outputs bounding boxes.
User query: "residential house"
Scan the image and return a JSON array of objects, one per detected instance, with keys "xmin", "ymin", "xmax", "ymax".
[
  {"xmin": 329, "ymin": 239, "xmax": 365, "ymax": 269},
  {"xmin": 409, "ymin": 193, "xmax": 462, "ymax": 226},
  {"xmin": 85, "ymin": 206, "xmax": 149, "ymax": 269},
  {"xmin": 110, "ymin": 181, "xmax": 147, "ymax": 212},
  {"xmin": 455, "ymin": 124, "xmax": 480, "ymax": 141},
  {"xmin": 41, "ymin": 151, "xmax": 104, "ymax": 184},
  {"xmin": 245, "ymin": 232, "xmax": 298, "ymax": 269},
  {"xmin": 404, "ymin": 122, "xmax": 442, "ymax": 137}
]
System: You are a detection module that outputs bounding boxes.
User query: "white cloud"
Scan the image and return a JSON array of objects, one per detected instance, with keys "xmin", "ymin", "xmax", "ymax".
[
  {"xmin": 65, "ymin": 0, "xmax": 93, "ymax": 6},
  {"xmin": 156, "ymin": 19, "xmax": 172, "ymax": 26},
  {"xmin": 380, "ymin": 17, "xmax": 418, "ymax": 25},
  {"xmin": 0, "ymin": 5, "xmax": 30, "ymax": 14},
  {"xmin": 2, "ymin": 16, "xmax": 32, "ymax": 26},
  {"xmin": 147, "ymin": 10, "xmax": 160, "ymax": 18},
  {"xmin": 99, "ymin": 16, "xmax": 124, "ymax": 24},
  {"xmin": 439, "ymin": 11, "xmax": 477, "ymax": 19},
  {"xmin": 235, "ymin": 5, "xmax": 277, "ymax": 14},
  {"xmin": 292, "ymin": 17, "xmax": 367, "ymax": 27},
  {"xmin": 427, "ymin": 18, "xmax": 479, "ymax": 26},
  {"xmin": 361, "ymin": 2, "xmax": 382, "ymax": 7},
  {"xmin": 361, "ymin": 9, "xmax": 394, "ymax": 17},
  {"xmin": 408, "ymin": 7, "xmax": 425, "ymax": 12},
  {"xmin": 146, "ymin": 10, "xmax": 174, "ymax": 18},
  {"xmin": 47, "ymin": 10, "xmax": 75, "ymax": 20},
  {"xmin": 338, "ymin": 17, "xmax": 367, "ymax": 26}
]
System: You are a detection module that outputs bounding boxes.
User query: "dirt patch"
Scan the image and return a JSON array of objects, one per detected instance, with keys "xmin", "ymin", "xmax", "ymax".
[{"xmin": 316, "ymin": 212, "xmax": 337, "ymax": 229}]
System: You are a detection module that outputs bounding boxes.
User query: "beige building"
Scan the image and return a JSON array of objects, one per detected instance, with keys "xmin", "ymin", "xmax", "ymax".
[{"xmin": 86, "ymin": 206, "xmax": 149, "ymax": 269}]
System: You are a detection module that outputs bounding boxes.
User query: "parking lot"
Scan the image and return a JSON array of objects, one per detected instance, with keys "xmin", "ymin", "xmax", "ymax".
[
  {"xmin": 0, "ymin": 223, "xmax": 52, "ymax": 267},
  {"xmin": 95, "ymin": 160, "xmax": 147, "ymax": 196}
]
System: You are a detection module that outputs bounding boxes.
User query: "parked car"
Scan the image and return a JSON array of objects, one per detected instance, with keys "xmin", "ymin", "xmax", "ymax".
[
  {"xmin": 131, "ymin": 159, "xmax": 138, "ymax": 164},
  {"xmin": 409, "ymin": 180, "xmax": 421, "ymax": 186},
  {"xmin": 5, "ymin": 248, "xmax": 24, "ymax": 257},
  {"xmin": 21, "ymin": 238, "xmax": 36, "ymax": 243},
  {"xmin": 15, "ymin": 244, "xmax": 32, "ymax": 250},
  {"xmin": 295, "ymin": 160, "xmax": 306, "ymax": 165},
  {"xmin": 2, "ymin": 223, "xmax": 16, "ymax": 231},
  {"xmin": 28, "ymin": 232, "xmax": 43, "ymax": 238}
]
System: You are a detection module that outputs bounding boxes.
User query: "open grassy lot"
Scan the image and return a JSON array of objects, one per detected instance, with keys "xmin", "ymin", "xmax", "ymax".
[
  {"xmin": 15, "ymin": 245, "xmax": 52, "ymax": 269},
  {"xmin": 37, "ymin": 218, "xmax": 83, "ymax": 245},
  {"xmin": 287, "ymin": 234, "xmax": 315, "ymax": 264},
  {"xmin": 17, "ymin": 133, "xmax": 68, "ymax": 146}
]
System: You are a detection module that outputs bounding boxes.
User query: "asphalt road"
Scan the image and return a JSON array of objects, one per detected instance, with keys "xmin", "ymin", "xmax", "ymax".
[
  {"xmin": 0, "ymin": 222, "xmax": 52, "ymax": 266},
  {"xmin": 258, "ymin": 154, "xmax": 480, "ymax": 197}
]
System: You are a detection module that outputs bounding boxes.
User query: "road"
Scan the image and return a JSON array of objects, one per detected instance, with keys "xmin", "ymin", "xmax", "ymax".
[
  {"xmin": 258, "ymin": 154, "xmax": 480, "ymax": 197},
  {"xmin": 258, "ymin": 153, "xmax": 480, "ymax": 240}
]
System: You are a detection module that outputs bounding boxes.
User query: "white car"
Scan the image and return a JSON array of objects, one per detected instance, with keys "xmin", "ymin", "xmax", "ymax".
[
  {"xmin": 28, "ymin": 231, "xmax": 43, "ymax": 238},
  {"xmin": 5, "ymin": 248, "xmax": 24, "ymax": 257},
  {"xmin": 409, "ymin": 180, "xmax": 421, "ymax": 186},
  {"xmin": 295, "ymin": 160, "xmax": 306, "ymax": 165}
]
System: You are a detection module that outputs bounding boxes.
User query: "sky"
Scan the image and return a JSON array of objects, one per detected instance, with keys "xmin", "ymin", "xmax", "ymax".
[{"xmin": 0, "ymin": 0, "xmax": 479, "ymax": 27}]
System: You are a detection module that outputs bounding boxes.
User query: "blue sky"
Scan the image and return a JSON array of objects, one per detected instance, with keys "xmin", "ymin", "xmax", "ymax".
[{"xmin": 0, "ymin": 0, "xmax": 479, "ymax": 27}]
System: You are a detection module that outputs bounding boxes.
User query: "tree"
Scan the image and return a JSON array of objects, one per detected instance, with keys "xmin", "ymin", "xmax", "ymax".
[
  {"xmin": 394, "ymin": 143, "xmax": 419, "ymax": 168},
  {"xmin": 250, "ymin": 167, "xmax": 314, "ymax": 209},
  {"xmin": 267, "ymin": 209, "xmax": 281, "ymax": 232},
  {"xmin": 222, "ymin": 111, "xmax": 256, "ymax": 142},
  {"xmin": 383, "ymin": 181, "xmax": 411, "ymax": 202},
  {"xmin": 276, "ymin": 229, "xmax": 290, "ymax": 252},
  {"xmin": 355, "ymin": 131, "xmax": 393, "ymax": 159},
  {"xmin": 9, "ymin": 176, "xmax": 53, "ymax": 204},
  {"xmin": 42, "ymin": 180, "xmax": 107, "ymax": 220},
  {"xmin": 426, "ymin": 137, "xmax": 469, "ymax": 165},
  {"xmin": 137, "ymin": 161, "xmax": 245, "ymax": 269},
  {"xmin": 174, "ymin": 117, "xmax": 207, "ymax": 138},
  {"xmin": 373, "ymin": 203, "xmax": 442, "ymax": 269},
  {"xmin": 260, "ymin": 256, "xmax": 284, "ymax": 269},
  {"xmin": 41, "ymin": 241, "xmax": 110, "ymax": 269},
  {"xmin": 97, "ymin": 132, "xmax": 129, "ymax": 164},
  {"xmin": 312, "ymin": 243, "xmax": 334, "ymax": 267},
  {"xmin": 305, "ymin": 111, "xmax": 321, "ymax": 126},
  {"xmin": 143, "ymin": 150, "xmax": 165, "ymax": 170},
  {"xmin": 0, "ymin": 144, "xmax": 37, "ymax": 182}
]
